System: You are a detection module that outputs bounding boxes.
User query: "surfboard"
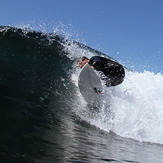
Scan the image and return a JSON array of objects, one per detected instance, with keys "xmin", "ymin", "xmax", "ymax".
[{"xmin": 78, "ymin": 63, "xmax": 103, "ymax": 107}]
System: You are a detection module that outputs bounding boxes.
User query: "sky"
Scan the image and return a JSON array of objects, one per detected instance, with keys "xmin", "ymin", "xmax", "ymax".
[{"xmin": 0, "ymin": 0, "xmax": 163, "ymax": 73}]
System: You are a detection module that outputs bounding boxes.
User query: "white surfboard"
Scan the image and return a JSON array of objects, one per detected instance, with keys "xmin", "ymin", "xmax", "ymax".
[{"xmin": 78, "ymin": 63, "xmax": 103, "ymax": 107}]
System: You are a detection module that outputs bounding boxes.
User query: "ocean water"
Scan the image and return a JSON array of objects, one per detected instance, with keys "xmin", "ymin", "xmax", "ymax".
[{"xmin": 0, "ymin": 26, "xmax": 163, "ymax": 163}]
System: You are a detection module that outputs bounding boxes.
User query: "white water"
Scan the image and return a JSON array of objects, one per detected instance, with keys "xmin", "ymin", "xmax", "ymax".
[
  {"xmin": 66, "ymin": 42, "xmax": 163, "ymax": 145},
  {"xmin": 108, "ymin": 70, "xmax": 163, "ymax": 144}
]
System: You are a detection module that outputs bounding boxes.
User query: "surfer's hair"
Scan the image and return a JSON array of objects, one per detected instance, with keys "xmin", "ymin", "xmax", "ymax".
[{"xmin": 81, "ymin": 56, "xmax": 89, "ymax": 61}]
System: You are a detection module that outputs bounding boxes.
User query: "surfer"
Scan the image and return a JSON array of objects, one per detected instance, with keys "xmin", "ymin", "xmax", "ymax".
[{"xmin": 78, "ymin": 56, "xmax": 125, "ymax": 87}]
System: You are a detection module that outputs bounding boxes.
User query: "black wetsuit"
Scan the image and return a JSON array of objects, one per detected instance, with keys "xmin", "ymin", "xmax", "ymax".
[{"xmin": 89, "ymin": 56, "xmax": 125, "ymax": 87}]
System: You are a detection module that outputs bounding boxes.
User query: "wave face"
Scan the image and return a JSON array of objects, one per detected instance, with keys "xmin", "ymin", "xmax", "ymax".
[
  {"xmin": 0, "ymin": 26, "xmax": 163, "ymax": 163},
  {"xmin": 0, "ymin": 26, "xmax": 76, "ymax": 162}
]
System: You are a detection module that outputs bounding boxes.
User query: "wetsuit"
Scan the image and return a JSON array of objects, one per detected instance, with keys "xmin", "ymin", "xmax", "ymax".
[{"xmin": 88, "ymin": 56, "xmax": 125, "ymax": 87}]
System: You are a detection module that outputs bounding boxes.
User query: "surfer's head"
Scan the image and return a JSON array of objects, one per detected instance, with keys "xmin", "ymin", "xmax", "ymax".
[{"xmin": 78, "ymin": 56, "xmax": 89, "ymax": 68}]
